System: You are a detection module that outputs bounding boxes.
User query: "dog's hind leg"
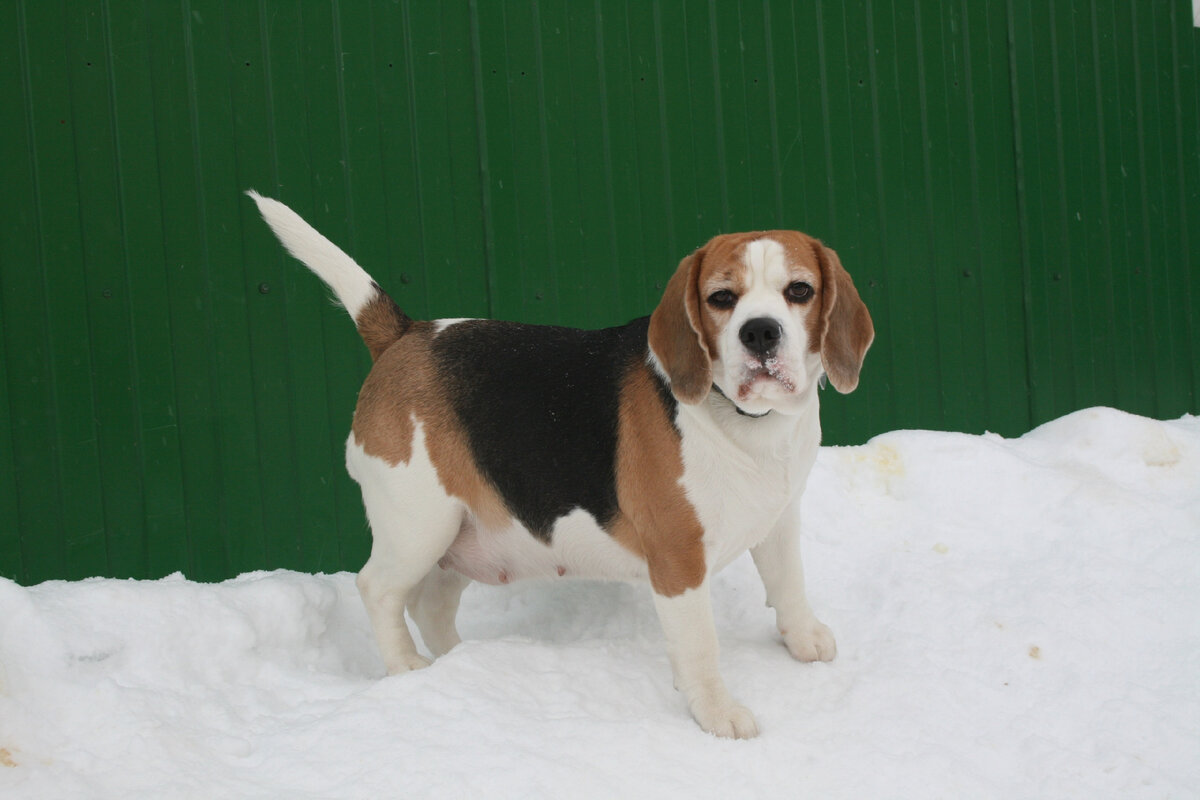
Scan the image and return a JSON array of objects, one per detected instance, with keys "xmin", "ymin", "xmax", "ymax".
[
  {"xmin": 356, "ymin": 499, "xmax": 463, "ymax": 674},
  {"xmin": 350, "ymin": 431, "xmax": 466, "ymax": 674},
  {"xmin": 408, "ymin": 565, "xmax": 470, "ymax": 658}
]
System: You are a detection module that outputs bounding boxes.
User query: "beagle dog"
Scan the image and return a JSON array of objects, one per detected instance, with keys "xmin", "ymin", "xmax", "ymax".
[{"xmin": 249, "ymin": 192, "xmax": 873, "ymax": 738}]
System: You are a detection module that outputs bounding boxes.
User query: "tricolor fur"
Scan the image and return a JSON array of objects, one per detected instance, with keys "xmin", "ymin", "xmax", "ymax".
[{"xmin": 248, "ymin": 191, "xmax": 873, "ymax": 738}]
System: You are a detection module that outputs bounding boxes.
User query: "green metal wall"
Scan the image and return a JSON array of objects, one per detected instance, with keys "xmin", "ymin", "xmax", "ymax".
[{"xmin": 2, "ymin": 0, "xmax": 1197, "ymax": 584}]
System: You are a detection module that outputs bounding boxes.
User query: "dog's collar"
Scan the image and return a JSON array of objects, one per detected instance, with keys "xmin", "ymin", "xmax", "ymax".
[{"xmin": 710, "ymin": 384, "xmax": 771, "ymax": 418}]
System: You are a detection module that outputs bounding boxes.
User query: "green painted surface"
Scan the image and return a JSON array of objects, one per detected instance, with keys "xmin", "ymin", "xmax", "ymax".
[{"xmin": 1, "ymin": 0, "xmax": 1196, "ymax": 583}]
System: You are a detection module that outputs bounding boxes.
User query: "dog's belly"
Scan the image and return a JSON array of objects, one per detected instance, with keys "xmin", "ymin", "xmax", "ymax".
[{"xmin": 438, "ymin": 508, "xmax": 649, "ymax": 586}]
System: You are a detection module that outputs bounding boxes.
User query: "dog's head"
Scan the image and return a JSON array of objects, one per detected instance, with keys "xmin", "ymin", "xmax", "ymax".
[{"xmin": 649, "ymin": 232, "xmax": 874, "ymax": 416}]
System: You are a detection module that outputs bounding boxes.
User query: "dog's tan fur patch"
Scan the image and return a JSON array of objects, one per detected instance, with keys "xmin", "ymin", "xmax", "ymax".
[
  {"xmin": 352, "ymin": 324, "xmax": 511, "ymax": 531},
  {"xmin": 610, "ymin": 365, "xmax": 707, "ymax": 597}
]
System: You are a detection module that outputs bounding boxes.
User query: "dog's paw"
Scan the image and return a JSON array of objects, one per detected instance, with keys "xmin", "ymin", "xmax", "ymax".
[
  {"xmin": 690, "ymin": 696, "xmax": 760, "ymax": 739},
  {"xmin": 385, "ymin": 652, "xmax": 433, "ymax": 674},
  {"xmin": 781, "ymin": 619, "xmax": 837, "ymax": 663}
]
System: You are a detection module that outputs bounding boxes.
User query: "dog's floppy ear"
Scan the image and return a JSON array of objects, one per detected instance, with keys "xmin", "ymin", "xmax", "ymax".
[
  {"xmin": 649, "ymin": 247, "xmax": 712, "ymax": 404},
  {"xmin": 817, "ymin": 245, "xmax": 874, "ymax": 393}
]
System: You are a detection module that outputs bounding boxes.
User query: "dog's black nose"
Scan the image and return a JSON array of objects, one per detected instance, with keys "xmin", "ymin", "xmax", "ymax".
[{"xmin": 739, "ymin": 317, "xmax": 782, "ymax": 356}]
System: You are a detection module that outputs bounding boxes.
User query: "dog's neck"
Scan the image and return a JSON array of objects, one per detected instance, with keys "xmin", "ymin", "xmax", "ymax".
[
  {"xmin": 709, "ymin": 383, "xmax": 771, "ymax": 418},
  {"xmin": 684, "ymin": 382, "xmax": 819, "ymax": 464}
]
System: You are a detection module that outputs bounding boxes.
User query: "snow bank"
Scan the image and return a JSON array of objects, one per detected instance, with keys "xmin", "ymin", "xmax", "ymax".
[{"xmin": 1, "ymin": 407, "xmax": 1197, "ymax": 798}]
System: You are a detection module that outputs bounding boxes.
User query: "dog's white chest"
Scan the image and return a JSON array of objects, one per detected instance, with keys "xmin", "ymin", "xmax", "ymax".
[{"xmin": 676, "ymin": 402, "xmax": 821, "ymax": 572}]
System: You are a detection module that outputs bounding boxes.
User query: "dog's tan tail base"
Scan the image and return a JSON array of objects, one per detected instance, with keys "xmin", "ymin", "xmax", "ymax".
[{"xmin": 246, "ymin": 190, "xmax": 410, "ymax": 359}]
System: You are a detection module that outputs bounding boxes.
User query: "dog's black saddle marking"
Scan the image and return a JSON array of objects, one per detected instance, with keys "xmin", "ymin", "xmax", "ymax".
[{"xmin": 432, "ymin": 316, "xmax": 676, "ymax": 542}]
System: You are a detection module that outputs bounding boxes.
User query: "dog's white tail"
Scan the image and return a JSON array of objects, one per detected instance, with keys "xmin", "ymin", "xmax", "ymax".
[{"xmin": 247, "ymin": 190, "xmax": 410, "ymax": 359}]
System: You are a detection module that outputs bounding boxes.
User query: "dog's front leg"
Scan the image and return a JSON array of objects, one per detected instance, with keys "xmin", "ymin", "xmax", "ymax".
[
  {"xmin": 653, "ymin": 579, "xmax": 759, "ymax": 739},
  {"xmin": 751, "ymin": 500, "xmax": 837, "ymax": 663}
]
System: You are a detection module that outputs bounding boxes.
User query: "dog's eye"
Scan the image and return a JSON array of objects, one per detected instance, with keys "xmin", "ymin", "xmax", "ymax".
[
  {"xmin": 785, "ymin": 282, "xmax": 814, "ymax": 304},
  {"xmin": 707, "ymin": 289, "xmax": 737, "ymax": 309}
]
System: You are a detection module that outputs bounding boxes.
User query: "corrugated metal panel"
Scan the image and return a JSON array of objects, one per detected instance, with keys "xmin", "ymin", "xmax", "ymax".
[
  {"xmin": 1010, "ymin": 0, "xmax": 1199, "ymax": 424},
  {"xmin": 1, "ymin": 0, "xmax": 1197, "ymax": 583}
]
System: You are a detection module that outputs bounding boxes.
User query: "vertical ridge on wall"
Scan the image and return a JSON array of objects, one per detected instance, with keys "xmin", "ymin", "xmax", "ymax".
[
  {"xmin": 621, "ymin": 0, "xmax": 663, "ymax": 314},
  {"xmin": 599, "ymin": 0, "xmax": 647, "ymax": 320},
  {"xmin": 1174, "ymin": 2, "xmax": 1200, "ymax": 407},
  {"xmin": 913, "ymin": 0, "xmax": 950, "ymax": 429},
  {"xmin": 144, "ymin": 0, "xmax": 207, "ymax": 579},
  {"xmin": 244, "ymin": 0, "xmax": 304, "ymax": 582},
  {"xmin": 971, "ymin": 0, "xmax": 1030, "ymax": 438},
  {"xmin": 1129, "ymin": 4, "xmax": 1163, "ymax": 417},
  {"xmin": 242, "ymin": 0, "xmax": 295, "ymax": 578},
  {"xmin": 129, "ymin": 1, "xmax": 188, "ymax": 581},
  {"xmin": 183, "ymin": 0, "xmax": 236, "ymax": 581},
  {"xmin": 1, "ymin": 0, "xmax": 66, "ymax": 583},
  {"xmin": 103, "ymin": 0, "xmax": 156, "ymax": 579},
  {"xmin": 706, "ymin": 0, "xmax": 732, "ymax": 230},
  {"xmin": 1157, "ymin": 2, "xmax": 1199, "ymax": 413},
  {"xmin": 468, "ymin": 0, "xmax": 497, "ymax": 318},
  {"xmin": 1165, "ymin": 2, "xmax": 1196, "ymax": 406},
  {"xmin": 650, "ymin": 2, "xmax": 678, "ymax": 258},
  {"xmin": 230, "ymin": 0, "xmax": 273, "ymax": 578},
  {"xmin": 950, "ymin": 1, "xmax": 996, "ymax": 433},
  {"xmin": 0, "ymin": 3, "xmax": 25, "ymax": 581},
  {"xmin": 820, "ymin": 0, "xmax": 872, "ymax": 438},
  {"xmin": 385, "ymin": 0, "xmax": 429, "ymax": 317},
  {"xmin": 861, "ymin": 0, "xmax": 899, "ymax": 435},
  {"xmin": 42, "ymin": 1, "xmax": 110, "ymax": 580},
  {"xmin": 532, "ymin": 2, "xmax": 562, "ymax": 315}
]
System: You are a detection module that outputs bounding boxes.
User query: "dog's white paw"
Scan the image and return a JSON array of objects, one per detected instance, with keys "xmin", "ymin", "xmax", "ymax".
[
  {"xmin": 689, "ymin": 696, "xmax": 760, "ymax": 739},
  {"xmin": 782, "ymin": 619, "xmax": 837, "ymax": 663},
  {"xmin": 385, "ymin": 652, "xmax": 433, "ymax": 674}
]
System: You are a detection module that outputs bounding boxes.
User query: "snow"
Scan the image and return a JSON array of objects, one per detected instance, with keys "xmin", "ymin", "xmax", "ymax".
[{"xmin": 2, "ymin": 407, "xmax": 1198, "ymax": 798}]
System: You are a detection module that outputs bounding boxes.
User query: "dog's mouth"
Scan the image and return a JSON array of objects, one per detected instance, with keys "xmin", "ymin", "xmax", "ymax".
[{"xmin": 736, "ymin": 356, "xmax": 796, "ymax": 401}]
